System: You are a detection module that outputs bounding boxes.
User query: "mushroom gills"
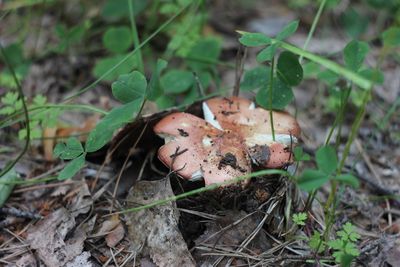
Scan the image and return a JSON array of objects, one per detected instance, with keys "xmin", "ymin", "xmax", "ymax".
[
  {"xmin": 202, "ymin": 102, "xmax": 223, "ymax": 130},
  {"xmin": 157, "ymin": 134, "xmax": 175, "ymax": 144},
  {"xmin": 190, "ymin": 169, "xmax": 204, "ymax": 181},
  {"xmin": 246, "ymin": 133, "xmax": 298, "ymax": 147}
]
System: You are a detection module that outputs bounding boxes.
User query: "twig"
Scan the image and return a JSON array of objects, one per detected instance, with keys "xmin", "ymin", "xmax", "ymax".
[
  {"xmin": 193, "ymin": 72, "xmax": 205, "ymax": 97},
  {"xmin": 233, "ymin": 44, "xmax": 247, "ymax": 97},
  {"xmin": 110, "ymin": 123, "xmax": 148, "ymax": 213},
  {"xmin": 0, "ymin": 207, "xmax": 42, "ymax": 220}
]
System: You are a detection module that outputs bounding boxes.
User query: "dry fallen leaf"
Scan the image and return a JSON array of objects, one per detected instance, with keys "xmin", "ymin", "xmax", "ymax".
[
  {"xmin": 67, "ymin": 182, "xmax": 93, "ymax": 217},
  {"xmin": 26, "ymin": 208, "xmax": 91, "ymax": 266},
  {"xmin": 105, "ymin": 223, "xmax": 125, "ymax": 248},
  {"xmin": 93, "ymin": 215, "xmax": 125, "ymax": 248},
  {"xmin": 125, "ymin": 178, "xmax": 195, "ymax": 267},
  {"xmin": 15, "ymin": 254, "xmax": 37, "ymax": 267}
]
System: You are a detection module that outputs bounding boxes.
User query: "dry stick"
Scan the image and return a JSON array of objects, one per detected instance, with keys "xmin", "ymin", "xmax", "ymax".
[
  {"xmin": 13, "ymin": 180, "xmax": 77, "ymax": 193},
  {"xmin": 109, "ymin": 123, "xmax": 148, "ymax": 213},
  {"xmin": 232, "ymin": 45, "xmax": 247, "ymax": 97},
  {"xmin": 0, "ymin": 207, "xmax": 42, "ymax": 220},
  {"xmin": 193, "ymin": 72, "xmax": 205, "ymax": 97}
]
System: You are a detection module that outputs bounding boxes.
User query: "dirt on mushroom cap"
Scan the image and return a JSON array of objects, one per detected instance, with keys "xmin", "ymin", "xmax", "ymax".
[{"xmin": 154, "ymin": 112, "xmax": 251, "ymax": 185}]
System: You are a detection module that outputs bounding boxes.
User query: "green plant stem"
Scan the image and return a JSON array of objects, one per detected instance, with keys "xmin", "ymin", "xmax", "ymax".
[
  {"xmin": 143, "ymin": 1, "xmax": 160, "ymax": 37},
  {"xmin": 63, "ymin": 3, "xmax": 191, "ymax": 101},
  {"xmin": 334, "ymin": 88, "xmax": 352, "ymax": 146},
  {"xmin": 128, "ymin": 0, "xmax": 144, "ymax": 73},
  {"xmin": 0, "ymin": 44, "xmax": 30, "ymax": 178},
  {"xmin": 268, "ymin": 57, "xmax": 276, "ymax": 141},
  {"xmin": 380, "ymin": 96, "xmax": 400, "ymax": 130},
  {"xmin": 325, "ymin": 87, "xmax": 351, "ymax": 145},
  {"xmin": 276, "ymin": 41, "xmax": 372, "ymax": 90},
  {"xmin": 300, "ymin": 0, "xmax": 327, "ymax": 63},
  {"xmin": 0, "ymin": 176, "xmax": 57, "ymax": 185},
  {"xmin": 112, "ymin": 169, "xmax": 289, "ymax": 214},
  {"xmin": 323, "ymin": 90, "xmax": 370, "ymax": 242},
  {"xmin": 0, "ymin": 104, "xmax": 108, "ymax": 130},
  {"xmin": 304, "ymin": 87, "xmax": 352, "ymax": 212}
]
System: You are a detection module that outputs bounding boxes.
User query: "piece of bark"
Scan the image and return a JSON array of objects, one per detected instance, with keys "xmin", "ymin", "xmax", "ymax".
[
  {"xmin": 26, "ymin": 208, "xmax": 88, "ymax": 267},
  {"xmin": 125, "ymin": 179, "xmax": 195, "ymax": 267}
]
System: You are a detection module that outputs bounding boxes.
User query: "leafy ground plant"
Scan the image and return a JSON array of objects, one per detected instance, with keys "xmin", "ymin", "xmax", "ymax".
[{"xmin": 309, "ymin": 222, "xmax": 361, "ymax": 267}]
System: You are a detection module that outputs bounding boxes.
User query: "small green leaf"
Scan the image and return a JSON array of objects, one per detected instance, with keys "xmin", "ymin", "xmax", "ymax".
[
  {"xmin": 343, "ymin": 40, "xmax": 369, "ymax": 72},
  {"xmin": 112, "ymin": 71, "xmax": 147, "ymax": 103},
  {"xmin": 66, "ymin": 137, "xmax": 83, "ymax": 153},
  {"xmin": 292, "ymin": 212, "xmax": 307, "ymax": 225},
  {"xmin": 297, "ymin": 169, "xmax": 329, "ymax": 192},
  {"xmin": 54, "ymin": 137, "xmax": 84, "ymax": 160},
  {"xmin": 85, "ymin": 99, "xmax": 142, "ymax": 152},
  {"xmin": 187, "ymin": 37, "xmax": 221, "ymax": 71},
  {"xmin": 195, "ymin": 71, "xmax": 212, "ymax": 90},
  {"xmin": 303, "ymin": 61, "xmax": 321, "ymax": 79},
  {"xmin": 341, "ymin": 8, "xmax": 368, "ymax": 38},
  {"xmin": 101, "ymin": 0, "xmax": 147, "ymax": 21},
  {"xmin": 343, "ymin": 222, "xmax": 358, "ymax": 237},
  {"xmin": 0, "ymin": 168, "xmax": 20, "ymax": 207},
  {"xmin": 256, "ymin": 78, "xmax": 294, "ymax": 110},
  {"xmin": 318, "ymin": 70, "xmax": 340, "ymax": 86},
  {"xmin": 344, "ymin": 243, "xmax": 360, "ymax": 256},
  {"xmin": 316, "ymin": 145, "xmax": 337, "ymax": 174},
  {"xmin": 382, "ymin": 27, "xmax": 400, "ymax": 47},
  {"xmin": 32, "ymin": 94, "xmax": 47, "ymax": 106},
  {"xmin": 238, "ymin": 32, "xmax": 271, "ymax": 47},
  {"xmin": 93, "ymin": 54, "xmax": 137, "ymax": 81},
  {"xmin": 328, "ymin": 239, "xmax": 344, "ymax": 250},
  {"xmin": 155, "ymin": 95, "xmax": 175, "ymax": 109},
  {"xmin": 161, "ymin": 70, "xmax": 194, "ymax": 94},
  {"xmin": 359, "ymin": 68, "xmax": 384, "ymax": 85},
  {"xmin": 240, "ymin": 66, "xmax": 269, "ymax": 91},
  {"xmin": 277, "ymin": 51, "xmax": 303, "ymax": 86},
  {"xmin": 58, "ymin": 154, "xmax": 86, "ymax": 180},
  {"xmin": 256, "ymin": 43, "xmax": 278, "ymax": 63},
  {"xmin": 103, "ymin": 26, "xmax": 133, "ymax": 54},
  {"xmin": 309, "ymin": 231, "xmax": 325, "ymax": 253},
  {"xmin": 276, "ymin": 20, "xmax": 299, "ymax": 40},
  {"xmin": 0, "ymin": 43, "xmax": 24, "ymax": 66},
  {"xmin": 147, "ymin": 59, "xmax": 168, "ymax": 101},
  {"xmin": 54, "ymin": 143, "xmax": 67, "ymax": 158},
  {"xmin": 293, "ymin": 147, "xmax": 311, "ymax": 161},
  {"xmin": 333, "ymin": 173, "xmax": 360, "ymax": 188}
]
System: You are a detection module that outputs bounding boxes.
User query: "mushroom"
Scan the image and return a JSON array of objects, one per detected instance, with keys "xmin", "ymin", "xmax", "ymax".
[{"xmin": 153, "ymin": 96, "xmax": 300, "ymax": 185}]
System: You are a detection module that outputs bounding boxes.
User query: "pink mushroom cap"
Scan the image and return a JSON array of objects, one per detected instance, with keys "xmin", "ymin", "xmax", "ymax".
[{"xmin": 154, "ymin": 112, "xmax": 251, "ymax": 185}]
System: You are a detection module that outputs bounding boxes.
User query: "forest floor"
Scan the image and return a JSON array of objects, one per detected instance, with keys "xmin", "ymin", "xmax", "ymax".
[{"xmin": 0, "ymin": 1, "xmax": 399, "ymax": 266}]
